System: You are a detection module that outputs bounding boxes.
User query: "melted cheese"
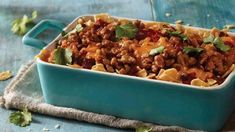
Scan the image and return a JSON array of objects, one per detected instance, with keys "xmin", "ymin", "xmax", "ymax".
[
  {"xmin": 135, "ymin": 43, "xmax": 157, "ymax": 56},
  {"xmin": 85, "ymin": 45, "xmax": 99, "ymax": 58},
  {"xmin": 134, "ymin": 37, "xmax": 167, "ymax": 56}
]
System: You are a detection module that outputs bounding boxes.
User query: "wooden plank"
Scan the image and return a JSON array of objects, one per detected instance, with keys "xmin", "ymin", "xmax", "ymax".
[
  {"xmin": 0, "ymin": 0, "xmax": 153, "ymax": 93},
  {"xmin": 0, "ymin": 0, "xmax": 152, "ymax": 132},
  {"xmin": 151, "ymin": 0, "xmax": 235, "ymax": 31}
]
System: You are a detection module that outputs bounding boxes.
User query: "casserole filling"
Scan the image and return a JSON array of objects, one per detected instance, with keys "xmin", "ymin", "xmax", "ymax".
[{"xmin": 38, "ymin": 14, "xmax": 235, "ymax": 87}]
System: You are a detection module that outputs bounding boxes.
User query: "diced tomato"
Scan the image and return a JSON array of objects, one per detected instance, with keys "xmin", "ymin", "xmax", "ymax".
[
  {"xmin": 136, "ymin": 29, "xmax": 161, "ymax": 42},
  {"xmin": 94, "ymin": 19, "xmax": 108, "ymax": 31},
  {"xmin": 82, "ymin": 58, "xmax": 95, "ymax": 69},
  {"xmin": 181, "ymin": 72, "xmax": 196, "ymax": 84},
  {"xmin": 221, "ymin": 36, "xmax": 235, "ymax": 47},
  {"xmin": 231, "ymin": 36, "xmax": 235, "ymax": 42}
]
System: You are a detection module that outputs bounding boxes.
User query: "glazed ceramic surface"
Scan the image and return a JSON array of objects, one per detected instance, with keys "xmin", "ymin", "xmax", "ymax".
[{"xmin": 23, "ymin": 15, "xmax": 235, "ymax": 131}]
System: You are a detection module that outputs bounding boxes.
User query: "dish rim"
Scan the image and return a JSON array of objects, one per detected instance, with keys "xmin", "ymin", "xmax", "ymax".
[{"xmin": 37, "ymin": 14, "xmax": 235, "ymax": 90}]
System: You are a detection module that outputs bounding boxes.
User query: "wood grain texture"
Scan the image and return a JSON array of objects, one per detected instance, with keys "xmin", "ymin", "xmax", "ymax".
[
  {"xmin": 0, "ymin": 0, "xmax": 152, "ymax": 131},
  {"xmin": 151, "ymin": 0, "xmax": 235, "ymax": 31},
  {"xmin": 0, "ymin": 0, "xmax": 153, "ymax": 94},
  {"xmin": 152, "ymin": 1, "xmax": 235, "ymax": 130}
]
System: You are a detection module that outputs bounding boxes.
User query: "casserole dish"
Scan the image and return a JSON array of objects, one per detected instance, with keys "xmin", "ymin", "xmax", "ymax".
[{"xmin": 22, "ymin": 15, "xmax": 235, "ymax": 131}]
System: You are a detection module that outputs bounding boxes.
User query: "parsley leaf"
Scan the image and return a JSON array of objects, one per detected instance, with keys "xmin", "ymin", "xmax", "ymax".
[
  {"xmin": 149, "ymin": 46, "xmax": 164, "ymax": 56},
  {"xmin": 183, "ymin": 46, "xmax": 204, "ymax": 54},
  {"xmin": 167, "ymin": 31, "xmax": 181, "ymax": 36},
  {"xmin": 54, "ymin": 47, "xmax": 73, "ymax": 65},
  {"xmin": 61, "ymin": 24, "xmax": 83, "ymax": 37},
  {"xmin": 61, "ymin": 30, "xmax": 67, "ymax": 37},
  {"xmin": 9, "ymin": 108, "xmax": 32, "ymax": 127},
  {"xmin": 203, "ymin": 34, "xmax": 214, "ymax": 44},
  {"xmin": 213, "ymin": 37, "xmax": 231, "ymax": 52},
  {"xmin": 115, "ymin": 23, "xmax": 138, "ymax": 39},
  {"xmin": 136, "ymin": 126, "xmax": 152, "ymax": 132},
  {"xmin": 203, "ymin": 34, "xmax": 231, "ymax": 52},
  {"xmin": 54, "ymin": 47, "xmax": 66, "ymax": 65},
  {"xmin": 166, "ymin": 30, "xmax": 188, "ymax": 41},
  {"xmin": 75, "ymin": 24, "xmax": 83, "ymax": 32},
  {"xmin": 64, "ymin": 48, "xmax": 73, "ymax": 64},
  {"xmin": 180, "ymin": 34, "xmax": 188, "ymax": 41},
  {"xmin": 11, "ymin": 11, "xmax": 37, "ymax": 36}
]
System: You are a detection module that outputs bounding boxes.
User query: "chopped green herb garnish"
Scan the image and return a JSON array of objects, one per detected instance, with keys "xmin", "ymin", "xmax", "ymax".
[
  {"xmin": 203, "ymin": 34, "xmax": 231, "ymax": 52},
  {"xmin": 11, "ymin": 11, "xmax": 37, "ymax": 36},
  {"xmin": 54, "ymin": 47, "xmax": 65, "ymax": 65},
  {"xmin": 183, "ymin": 46, "xmax": 204, "ymax": 54},
  {"xmin": 136, "ymin": 126, "xmax": 152, "ymax": 132},
  {"xmin": 61, "ymin": 30, "xmax": 67, "ymax": 37},
  {"xmin": 149, "ymin": 46, "xmax": 164, "ymax": 56},
  {"xmin": 64, "ymin": 48, "xmax": 73, "ymax": 64},
  {"xmin": 203, "ymin": 34, "xmax": 214, "ymax": 44},
  {"xmin": 75, "ymin": 24, "xmax": 83, "ymax": 32},
  {"xmin": 9, "ymin": 108, "xmax": 32, "ymax": 127},
  {"xmin": 61, "ymin": 24, "xmax": 83, "ymax": 37},
  {"xmin": 115, "ymin": 23, "xmax": 138, "ymax": 39},
  {"xmin": 166, "ymin": 30, "xmax": 188, "ymax": 41},
  {"xmin": 213, "ymin": 37, "xmax": 231, "ymax": 52},
  {"xmin": 181, "ymin": 34, "xmax": 188, "ymax": 41},
  {"xmin": 54, "ymin": 47, "xmax": 73, "ymax": 65},
  {"xmin": 167, "ymin": 31, "xmax": 181, "ymax": 36}
]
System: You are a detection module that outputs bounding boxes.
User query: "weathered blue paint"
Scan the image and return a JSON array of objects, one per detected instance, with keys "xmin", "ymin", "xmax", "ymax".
[
  {"xmin": 23, "ymin": 19, "xmax": 65, "ymax": 49},
  {"xmin": 151, "ymin": 0, "xmax": 235, "ymax": 31},
  {"xmin": 0, "ymin": 0, "xmax": 151, "ymax": 131}
]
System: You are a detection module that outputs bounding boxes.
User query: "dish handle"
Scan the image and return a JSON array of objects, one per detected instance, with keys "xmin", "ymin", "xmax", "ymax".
[{"xmin": 22, "ymin": 19, "xmax": 65, "ymax": 49}]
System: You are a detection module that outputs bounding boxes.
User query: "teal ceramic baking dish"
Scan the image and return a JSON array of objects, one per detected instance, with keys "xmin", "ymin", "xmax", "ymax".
[{"xmin": 22, "ymin": 15, "xmax": 235, "ymax": 131}]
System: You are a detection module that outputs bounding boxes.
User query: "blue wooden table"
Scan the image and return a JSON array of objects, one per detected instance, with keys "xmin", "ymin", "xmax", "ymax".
[
  {"xmin": 0, "ymin": 0, "xmax": 235, "ymax": 131},
  {"xmin": 0, "ymin": 0, "xmax": 152, "ymax": 131}
]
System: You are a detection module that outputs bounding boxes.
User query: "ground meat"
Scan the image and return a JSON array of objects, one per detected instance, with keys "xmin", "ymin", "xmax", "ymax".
[
  {"xmin": 152, "ymin": 55, "xmax": 165, "ymax": 73},
  {"xmin": 188, "ymin": 36, "xmax": 202, "ymax": 47},
  {"xmin": 140, "ymin": 56, "xmax": 153, "ymax": 70},
  {"xmin": 105, "ymin": 64, "xmax": 114, "ymax": 72},
  {"xmin": 82, "ymin": 58, "xmax": 95, "ymax": 69},
  {"xmin": 165, "ymin": 59, "xmax": 175, "ymax": 67},
  {"xmin": 119, "ymin": 55, "xmax": 136, "ymax": 64},
  {"xmin": 177, "ymin": 52, "xmax": 187, "ymax": 66},
  {"xmin": 205, "ymin": 55, "xmax": 225, "ymax": 74},
  {"xmin": 45, "ymin": 16, "xmax": 235, "ymax": 86},
  {"xmin": 169, "ymin": 36, "xmax": 181, "ymax": 46},
  {"xmin": 136, "ymin": 29, "xmax": 161, "ymax": 42},
  {"xmin": 181, "ymin": 72, "xmax": 196, "ymax": 84}
]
